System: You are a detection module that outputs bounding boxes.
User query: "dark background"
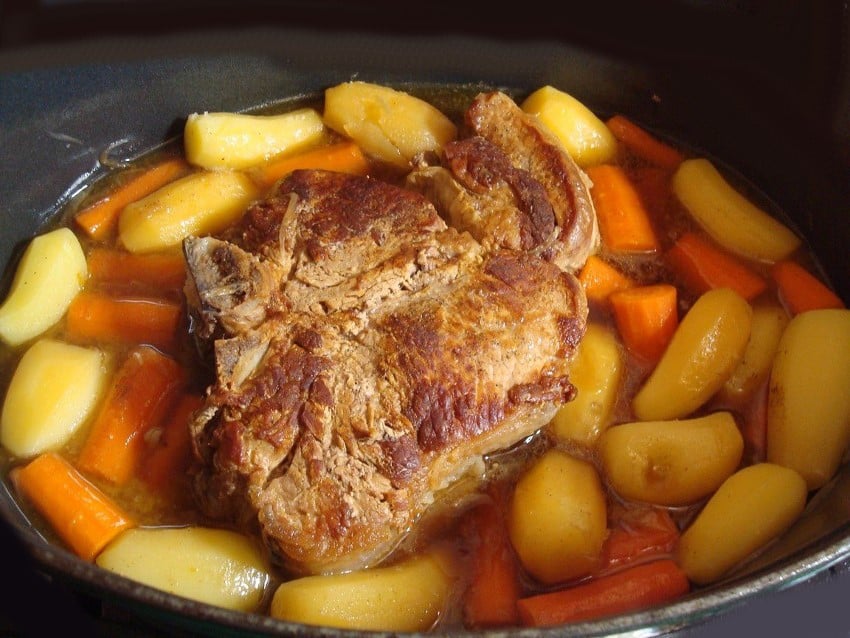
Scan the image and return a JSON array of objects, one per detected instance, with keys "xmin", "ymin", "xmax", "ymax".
[
  {"xmin": 1, "ymin": 1, "xmax": 847, "ymax": 181},
  {"xmin": 0, "ymin": 1, "xmax": 848, "ymax": 636}
]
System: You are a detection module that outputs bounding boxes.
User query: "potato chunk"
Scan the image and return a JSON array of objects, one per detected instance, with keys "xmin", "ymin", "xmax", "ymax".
[
  {"xmin": 672, "ymin": 158, "xmax": 801, "ymax": 263},
  {"xmin": 118, "ymin": 170, "xmax": 258, "ymax": 253},
  {"xmin": 0, "ymin": 227, "xmax": 87, "ymax": 346},
  {"xmin": 675, "ymin": 463, "xmax": 807, "ymax": 584},
  {"xmin": 521, "ymin": 85, "xmax": 617, "ymax": 167},
  {"xmin": 323, "ymin": 81, "xmax": 457, "ymax": 168},
  {"xmin": 549, "ymin": 322, "xmax": 623, "ymax": 446},
  {"xmin": 96, "ymin": 526, "xmax": 270, "ymax": 612},
  {"xmin": 184, "ymin": 109, "xmax": 325, "ymax": 170},
  {"xmin": 1, "ymin": 339, "xmax": 107, "ymax": 458},
  {"xmin": 508, "ymin": 450, "xmax": 607, "ymax": 584},
  {"xmin": 270, "ymin": 549, "xmax": 456, "ymax": 631},
  {"xmin": 719, "ymin": 303, "xmax": 788, "ymax": 403},
  {"xmin": 598, "ymin": 412, "xmax": 744, "ymax": 506},
  {"xmin": 767, "ymin": 309, "xmax": 850, "ymax": 490},
  {"xmin": 632, "ymin": 287, "xmax": 752, "ymax": 421}
]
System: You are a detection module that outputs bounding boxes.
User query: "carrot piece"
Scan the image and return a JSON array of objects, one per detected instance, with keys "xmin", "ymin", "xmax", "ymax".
[
  {"xmin": 585, "ymin": 164, "xmax": 660, "ymax": 253},
  {"xmin": 250, "ymin": 141, "xmax": 370, "ymax": 189},
  {"xmin": 11, "ymin": 452, "xmax": 135, "ymax": 561},
  {"xmin": 600, "ymin": 506, "xmax": 679, "ymax": 571},
  {"xmin": 463, "ymin": 501, "xmax": 522, "ymax": 628},
  {"xmin": 739, "ymin": 381, "xmax": 769, "ymax": 465},
  {"xmin": 578, "ymin": 255, "xmax": 636, "ymax": 304},
  {"xmin": 66, "ymin": 291, "xmax": 183, "ymax": 352},
  {"xmin": 87, "ymin": 247, "xmax": 186, "ymax": 292},
  {"xmin": 517, "ymin": 559, "xmax": 690, "ymax": 627},
  {"xmin": 138, "ymin": 392, "xmax": 204, "ymax": 492},
  {"xmin": 771, "ymin": 260, "xmax": 845, "ymax": 315},
  {"xmin": 609, "ymin": 284, "xmax": 679, "ymax": 363},
  {"xmin": 76, "ymin": 346, "xmax": 186, "ymax": 485},
  {"xmin": 605, "ymin": 115, "xmax": 685, "ymax": 170},
  {"xmin": 666, "ymin": 231, "xmax": 768, "ymax": 301},
  {"xmin": 74, "ymin": 157, "xmax": 189, "ymax": 241}
]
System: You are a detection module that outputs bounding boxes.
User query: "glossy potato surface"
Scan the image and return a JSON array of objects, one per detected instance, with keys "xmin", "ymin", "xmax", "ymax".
[
  {"xmin": 118, "ymin": 170, "xmax": 259, "ymax": 253},
  {"xmin": 270, "ymin": 550, "xmax": 455, "ymax": 631},
  {"xmin": 672, "ymin": 158, "xmax": 801, "ymax": 262},
  {"xmin": 521, "ymin": 85, "xmax": 617, "ymax": 167},
  {"xmin": 0, "ymin": 228, "xmax": 87, "ymax": 346},
  {"xmin": 508, "ymin": 450, "xmax": 607, "ymax": 584},
  {"xmin": 549, "ymin": 322, "xmax": 623, "ymax": 446},
  {"xmin": 1, "ymin": 339, "xmax": 107, "ymax": 458},
  {"xmin": 767, "ymin": 309, "xmax": 850, "ymax": 490},
  {"xmin": 96, "ymin": 526, "xmax": 270, "ymax": 612},
  {"xmin": 184, "ymin": 109, "xmax": 325, "ymax": 170},
  {"xmin": 632, "ymin": 287, "xmax": 752, "ymax": 421},
  {"xmin": 323, "ymin": 81, "xmax": 457, "ymax": 168},
  {"xmin": 675, "ymin": 463, "xmax": 807, "ymax": 584},
  {"xmin": 598, "ymin": 412, "xmax": 744, "ymax": 506}
]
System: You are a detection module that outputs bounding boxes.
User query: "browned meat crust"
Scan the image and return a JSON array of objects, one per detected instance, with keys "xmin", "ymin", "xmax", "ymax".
[
  {"xmin": 184, "ymin": 98, "xmax": 595, "ymax": 576},
  {"xmin": 408, "ymin": 90, "xmax": 599, "ymax": 273}
]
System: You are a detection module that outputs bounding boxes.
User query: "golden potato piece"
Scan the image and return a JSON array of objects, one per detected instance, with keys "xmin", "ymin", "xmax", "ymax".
[
  {"xmin": 767, "ymin": 309, "xmax": 850, "ymax": 490},
  {"xmin": 676, "ymin": 463, "xmax": 807, "ymax": 584},
  {"xmin": 323, "ymin": 81, "xmax": 457, "ymax": 168},
  {"xmin": 521, "ymin": 85, "xmax": 617, "ymax": 167},
  {"xmin": 632, "ymin": 287, "xmax": 752, "ymax": 421},
  {"xmin": 598, "ymin": 412, "xmax": 744, "ymax": 506},
  {"xmin": 549, "ymin": 322, "xmax": 623, "ymax": 446},
  {"xmin": 508, "ymin": 449, "xmax": 607, "ymax": 584},
  {"xmin": 118, "ymin": 170, "xmax": 258, "ymax": 253},
  {"xmin": 0, "ymin": 227, "xmax": 87, "ymax": 346},
  {"xmin": 270, "ymin": 549, "xmax": 456, "ymax": 631},
  {"xmin": 1, "ymin": 339, "xmax": 107, "ymax": 458},
  {"xmin": 719, "ymin": 303, "xmax": 788, "ymax": 403},
  {"xmin": 672, "ymin": 158, "xmax": 801, "ymax": 263},
  {"xmin": 97, "ymin": 526, "xmax": 270, "ymax": 612},
  {"xmin": 184, "ymin": 109, "xmax": 325, "ymax": 170}
]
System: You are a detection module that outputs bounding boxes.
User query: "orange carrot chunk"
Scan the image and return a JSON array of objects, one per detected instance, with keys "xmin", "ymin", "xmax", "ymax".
[
  {"xmin": 76, "ymin": 346, "xmax": 186, "ymax": 485},
  {"xmin": 12, "ymin": 452, "xmax": 135, "ymax": 561},
  {"xmin": 609, "ymin": 284, "xmax": 679, "ymax": 363},
  {"xmin": 578, "ymin": 255, "xmax": 636, "ymax": 304},
  {"xmin": 771, "ymin": 260, "xmax": 845, "ymax": 315},
  {"xmin": 666, "ymin": 231, "xmax": 768, "ymax": 301},
  {"xmin": 87, "ymin": 247, "xmax": 186, "ymax": 292},
  {"xmin": 250, "ymin": 141, "xmax": 370, "ymax": 189},
  {"xmin": 66, "ymin": 291, "xmax": 183, "ymax": 352},
  {"xmin": 139, "ymin": 392, "xmax": 204, "ymax": 492},
  {"xmin": 74, "ymin": 157, "xmax": 189, "ymax": 241},
  {"xmin": 463, "ymin": 501, "xmax": 522, "ymax": 628},
  {"xmin": 517, "ymin": 559, "xmax": 690, "ymax": 627},
  {"xmin": 605, "ymin": 115, "xmax": 685, "ymax": 170},
  {"xmin": 600, "ymin": 506, "xmax": 680, "ymax": 571},
  {"xmin": 585, "ymin": 164, "xmax": 660, "ymax": 253}
]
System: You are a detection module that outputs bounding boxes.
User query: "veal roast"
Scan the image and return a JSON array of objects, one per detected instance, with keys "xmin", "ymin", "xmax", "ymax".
[{"xmin": 183, "ymin": 91, "xmax": 598, "ymax": 575}]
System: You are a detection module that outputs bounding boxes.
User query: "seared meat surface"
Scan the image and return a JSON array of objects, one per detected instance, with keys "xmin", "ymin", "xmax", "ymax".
[
  {"xmin": 184, "ymin": 91, "xmax": 596, "ymax": 576},
  {"xmin": 408, "ymin": 90, "xmax": 599, "ymax": 273}
]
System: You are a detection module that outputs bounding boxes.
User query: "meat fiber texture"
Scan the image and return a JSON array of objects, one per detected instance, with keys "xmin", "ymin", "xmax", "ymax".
[{"xmin": 183, "ymin": 91, "xmax": 597, "ymax": 576}]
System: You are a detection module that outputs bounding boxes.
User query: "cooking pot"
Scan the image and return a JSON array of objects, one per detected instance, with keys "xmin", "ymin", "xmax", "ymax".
[{"xmin": 1, "ymin": 2, "xmax": 849, "ymax": 635}]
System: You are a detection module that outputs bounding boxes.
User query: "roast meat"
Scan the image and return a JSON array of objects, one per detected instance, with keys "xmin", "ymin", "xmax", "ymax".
[
  {"xmin": 183, "ymin": 91, "xmax": 596, "ymax": 576},
  {"xmin": 408, "ymin": 90, "xmax": 599, "ymax": 273}
]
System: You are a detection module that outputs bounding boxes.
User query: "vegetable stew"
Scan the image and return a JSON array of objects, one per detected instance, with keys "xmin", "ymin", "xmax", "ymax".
[{"xmin": 1, "ymin": 81, "xmax": 848, "ymax": 632}]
